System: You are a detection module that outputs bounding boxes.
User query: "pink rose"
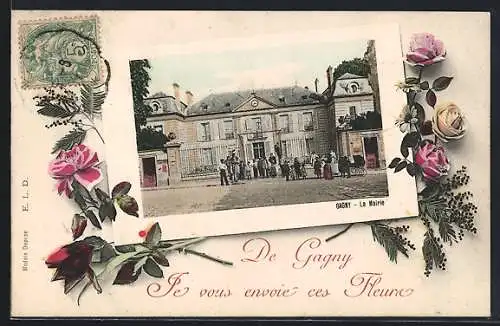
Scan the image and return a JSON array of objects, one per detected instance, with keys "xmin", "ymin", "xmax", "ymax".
[
  {"xmin": 415, "ymin": 142, "xmax": 450, "ymax": 182},
  {"xmin": 405, "ymin": 33, "xmax": 446, "ymax": 66},
  {"xmin": 48, "ymin": 144, "xmax": 103, "ymax": 197}
]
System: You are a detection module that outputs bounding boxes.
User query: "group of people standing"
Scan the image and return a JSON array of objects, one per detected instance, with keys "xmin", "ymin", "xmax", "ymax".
[
  {"xmin": 218, "ymin": 149, "xmax": 355, "ymax": 186},
  {"xmin": 312, "ymin": 151, "xmax": 354, "ymax": 180},
  {"xmin": 218, "ymin": 151, "xmax": 281, "ymax": 186}
]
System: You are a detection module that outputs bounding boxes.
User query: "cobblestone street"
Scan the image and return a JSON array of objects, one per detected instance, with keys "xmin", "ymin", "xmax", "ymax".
[{"xmin": 142, "ymin": 172, "xmax": 389, "ymax": 217}]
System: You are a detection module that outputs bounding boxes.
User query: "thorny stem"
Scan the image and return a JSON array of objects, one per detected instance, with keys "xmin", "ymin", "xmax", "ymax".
[
  {"xmin": 77, "ymin": 238, "xmax": 233, "ymax": 305},
  {"xmin": 325, "ymin": 224, "xmax": 354, "ymax": 242},
  {"xmin": 178, "ymin": 248, "xmax": 233, "ymax": 266}
]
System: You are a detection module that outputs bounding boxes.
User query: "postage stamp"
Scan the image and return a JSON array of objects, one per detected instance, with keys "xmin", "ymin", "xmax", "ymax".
[{"xmin": 18, "ymin": 16, "xmax": 102, "ymax": 89}]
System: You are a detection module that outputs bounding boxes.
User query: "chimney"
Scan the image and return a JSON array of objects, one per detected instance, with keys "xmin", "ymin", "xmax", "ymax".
[
  {"xmin": 326, "ymin": 66, "xmax": 333, "ymax": 95},
  {"xmin": 185, "ymin": 91, "xmax": 193, "ymax": 106},
  {"xmin": 314, "ymin": 78, "xmax": 319, "ymax": 93},
  {"xmin": 172, "ymin": 83, "xmax": 180, "ymax": 100}
]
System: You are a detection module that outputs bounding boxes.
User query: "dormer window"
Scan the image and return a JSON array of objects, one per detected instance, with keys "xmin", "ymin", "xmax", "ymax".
[
  {"xmin": 279, "ymin": 96, "xmax": 285, "ymax": 103},
  {"xmin": 225, "ymin": 102, "xmax": 230, "ymax": 107},
  {"xmin": 151, "ymin": 101, "xmax": 161, "ymax": 112},
  {"xmin": 201, "ymin": 103, "xmax": 208, "ymax": 111},
  {"xmin": 348, "ymin": 82, "xmax": 360, "ymax": 94}
]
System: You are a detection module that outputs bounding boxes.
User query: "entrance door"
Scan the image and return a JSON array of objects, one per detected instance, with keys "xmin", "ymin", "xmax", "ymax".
[
  {"xmin": 363, "ymin": 136, "xmax": 379, "ymax": 168},
  {"xmin": 253, "ymin": 142, "xmax": 265, "ymax": 159},
  {"xmin": 142, "ymin": 157, "xmax": 157, "ymax": 187}
]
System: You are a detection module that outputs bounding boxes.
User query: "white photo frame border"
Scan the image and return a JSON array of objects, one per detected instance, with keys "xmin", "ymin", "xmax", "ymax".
[{"xmin": 103, "ymin": 22, "xmax": 419, "ymax": 243}]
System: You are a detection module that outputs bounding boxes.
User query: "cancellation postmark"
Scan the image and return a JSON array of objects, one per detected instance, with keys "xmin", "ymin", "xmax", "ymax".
[{"xmin": 19, "ymin": 16, "xmax": 102, "ymax": 89}]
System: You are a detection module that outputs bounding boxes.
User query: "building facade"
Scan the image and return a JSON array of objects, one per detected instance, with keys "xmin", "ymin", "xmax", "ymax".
[
  {"xmin": 331, "ymin": 73, "xmax": 386, "ymax": 169},
  {"xmin": 138, "ymin": 71, "xmax": 385, "ymax": 188}
]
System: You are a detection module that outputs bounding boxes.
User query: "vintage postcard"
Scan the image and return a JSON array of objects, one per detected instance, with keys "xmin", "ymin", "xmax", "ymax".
[
  {"xmin": 11, "ymin": 11, "xmax": 490, "ymax": 318},
  {"xmin": 107, "ymin": 23, "xmax": 419, "ymax": 242}
]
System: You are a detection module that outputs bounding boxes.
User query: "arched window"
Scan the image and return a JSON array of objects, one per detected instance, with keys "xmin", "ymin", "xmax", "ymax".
[
  {"xmin": 349, "ymin": 82, "xmax": 360, "ymax": 93},
  {"xmin": 151, "ymin": 101, "xmax": 162, "ymax": 112}
]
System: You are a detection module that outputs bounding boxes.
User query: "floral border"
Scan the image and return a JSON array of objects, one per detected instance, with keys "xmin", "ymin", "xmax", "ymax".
[
  {"xmin": 325, "ymin": 32, "xmax": 477, "ymax": 277},
  {"xmin": 31, "ymin": 30, "xmax": 478, "ymax": 305}
]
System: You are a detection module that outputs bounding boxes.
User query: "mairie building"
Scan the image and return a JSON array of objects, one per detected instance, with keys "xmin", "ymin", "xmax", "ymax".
[{"xmin": 138, "ymin": 71, "xmax": 385, "ymax": 188}]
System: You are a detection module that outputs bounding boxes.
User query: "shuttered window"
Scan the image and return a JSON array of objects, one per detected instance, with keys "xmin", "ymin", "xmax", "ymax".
[
  {"xmin": 303, "ymin": 112, "xmax": 314, "ymax": 131},
  {"xmin": 198, "ymin": 122, "xmax": 211, "ymax": 141},
  {"xmin": 279, "ymin": 115, "xmax": 290, "ymax": 133},
  {"xmin": 223, "ymin": 120, "xmax": 234, "ymax": 139}
]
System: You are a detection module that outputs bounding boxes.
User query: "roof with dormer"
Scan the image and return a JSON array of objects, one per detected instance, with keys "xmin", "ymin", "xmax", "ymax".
[
  {"xmin": 144, "ymin": 93, "xmax": 187, "ymax": 115},
  {"xmin": 186, "ymin": 86, "xmax": 321, "ymax": 116},
  {"xmin": 337, "ymin": 72, "xmax": 364, "ymax": 80}
]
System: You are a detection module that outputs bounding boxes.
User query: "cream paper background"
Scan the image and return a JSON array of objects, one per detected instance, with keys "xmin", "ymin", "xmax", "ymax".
[{"xmin": 11, "ymin": 11, "xmax": 490, "ymax": 317}]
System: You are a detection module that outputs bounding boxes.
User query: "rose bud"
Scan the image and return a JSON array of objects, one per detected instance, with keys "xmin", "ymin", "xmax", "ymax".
[
  {"xmin": 405, "ymin": 32, "xmax": 446, "ymax": 66},
  {"xmin": 71, "ymin": 214, "xmax": 87, "ymax": 240},
  {"xmin": 116, "ymin": 195, "xmax": 139, "ymax": 217},
  {"xmin": 432, "ymin": 101, "xmax": 467, "ymax": 142},
  {"xmin": 45, "ymin": 241, "xmax": 93, "ymax": 293},
  {"xmin": 415, "ymin": 142, "xmax": 451, "ymax": 182}
]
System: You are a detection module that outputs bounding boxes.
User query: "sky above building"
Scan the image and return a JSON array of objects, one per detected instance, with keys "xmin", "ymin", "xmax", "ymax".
[{"xmin": 146, "ymin": 39, "xmax": 370, "ymax": 103}]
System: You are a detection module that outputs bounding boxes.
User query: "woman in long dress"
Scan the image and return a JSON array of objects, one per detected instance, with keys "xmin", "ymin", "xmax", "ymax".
[
  {"xmin": 323, "ymin": 155, "xmax": 333, "ymax": 180},
  {"xmin": 330, "ymin": 151, "xmax": 339, "ymax": 176}
]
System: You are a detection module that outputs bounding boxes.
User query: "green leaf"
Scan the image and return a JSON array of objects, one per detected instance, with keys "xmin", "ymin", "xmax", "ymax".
[
  {"xmin": 406, "ymin": 162, "xmax": 417, "ymax": 177},
  {"xmin": 116, "ymin": 195, "xmax": 139, "ymax": 217},
  {"xmin": 100, "ymin": 243, "xmax": 117, "ymax": 263},
  {"xmin": 73, "ymin": 191, "xmax": 87, "ymax": 210},
  {"xmin": 81, "ymin": 84, "xmax": 106, "ymax": 116},
  {"xmin": 426, "ymin": 89, "xmax": 437, "ymax": 107},
  {"xmin": 95, "ymin": 188, "xmax": 111, "ymax": 202},
  {"xmin": 432, "ymin": 76, "xmax": 453, "ymax": 91},
  {"xmin": 91, "ymin": 244, "xmax": 117, "ymax": 263},
  {"xmin": 83, "ymin": 235, "xmax": 117, "ymax": 263},
  {"xmin": 145, "ymin": 222, "xmax": 162, "ymax": 246},
  {"xmin": 98, "ymin": 201, "xmax": 117, "ymax": 222},
  {"xmin": 402, "ymin": 131, "xmax": 420, "ymax": 148},
  {"xmin": 115, "ymin": 244, "xmax": 137, "ymax": 254},
  {"xmin": 143, "ymin": 258, "xmax": 164, "ymax": 278},
  {"xmin": 51, "ymin": 129, "xmax": 86, "ymax": 154},
  {"xmin": 72, "ymin": 181, "xmax": 98, "ymax": 206},
  {"xmin": 36, "ymin": 102, "xmax": 72, "ymax": 118},
  {"xmin": 394, "ymin": 160, "xmax": 407, "ymax": 173},
  {"xmin": 85, "ymin": 210, "xmax": 102, "ymax": 229},
  {"xmin": 370, "ymin": 223, "xmax": 409, "ymax": 263},
  {"xmin": 113, "ymin": 261, "xmax": 142, "ymax": 285},
  {"xmin": 84, "ymin": 235, "xmax": 108, "ymax": 248},
  {"xmin": 419, "ymin": 81, "xmax": 429, "ymax": 90},
  {"xmin": 422, "ymin": 231, "xmax": 445, "ymax": 269},
  {"xmin": 418, "ymin": 182, "xmax": 442, "ymax": 200},
  {"xmin": 438, "ymin": 217, "xmax": 457, "ymax": 245},
  {"xmin": 152, "ymin": 251, "xmax": 170, "ymax": 267},
  {"xmin": 103, "ymin": 249, "xmax": 148, "ymax": 277},
  {"xmin": 388, "ymin": 157, "xmax": 401, "ymax": 169},
  {"xmin": 112, "ymin": 181, "xmax": 132, "ymax": 199},
  {"xmin": 400, "ymin": 144, "xmax": 409, "ymax": 158}
]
